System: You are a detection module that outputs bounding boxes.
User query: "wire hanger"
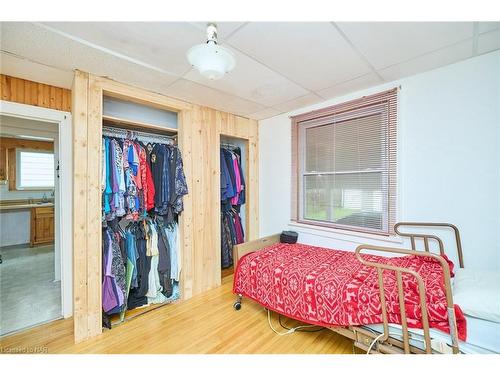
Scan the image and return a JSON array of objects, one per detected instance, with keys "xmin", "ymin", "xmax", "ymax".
[{"xmin": 103, "ymin": 126, "xmax": 176, "ymax": 145}]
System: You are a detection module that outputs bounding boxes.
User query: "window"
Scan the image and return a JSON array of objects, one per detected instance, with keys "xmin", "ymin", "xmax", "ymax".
[
  {"xmin": 291, "ymin": 89, "xmax": 397, "ymax": 235},
  {"xmin": 16, "ymin": 150, "xmax": 55, "ymax": 189}
]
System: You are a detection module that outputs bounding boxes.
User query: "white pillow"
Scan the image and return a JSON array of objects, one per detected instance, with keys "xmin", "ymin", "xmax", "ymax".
[{"xmin": 453, "ymin": 268, "xmax": 500, "ymax": 323}]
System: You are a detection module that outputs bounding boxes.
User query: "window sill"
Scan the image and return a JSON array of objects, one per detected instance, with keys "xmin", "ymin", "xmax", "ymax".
[{"xmin": 288, "ymin": 222, "xmax": 404, "ymax": 245}]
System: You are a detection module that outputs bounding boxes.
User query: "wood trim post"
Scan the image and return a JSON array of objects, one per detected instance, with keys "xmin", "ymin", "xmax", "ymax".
[
  {"xmin": 72, "ymin": 70, "xmax": 90, "ymax": 343},
  {"xmin": 86, "ymin": 75, "xmax": 103, "ymax": 337}
]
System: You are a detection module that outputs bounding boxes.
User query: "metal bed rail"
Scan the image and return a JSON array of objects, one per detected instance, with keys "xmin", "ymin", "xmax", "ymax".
[{"xmin": 354, "ymin": 244, "xmax": 459, "ymax": 354}]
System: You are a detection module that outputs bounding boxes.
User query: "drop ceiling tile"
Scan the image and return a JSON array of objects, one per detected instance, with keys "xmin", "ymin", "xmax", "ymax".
[
  {"xmin": 337, "ymin": 22, "xmax": 474, "ymax": 69},
  {"xmin": 316, "ymin": 73, "xmax": 383, "ymax": 100},
  {"xmin": 378, "ymin": 39, "xmax": 473, "ymax": 82},
  {"xmin": 247, "ymin": 107, "xmax": 282, "ymax": 121},
  {"xmin": 0, "ymin": 52, "xmax": 73, "ymax": 89},
  {"xmin": 162, "ymin": 79, "xmax": 266, "ymax": 116},
  {"xmin": 226, "ymin": 22, "xmax": 371, "ymax": 91},
  {"xmin": 0, "ymin": 22, "xmax": 179, "ymax": 92},
  {"xmin": 41, "ymin": 22, "xmax": 201, "ymax": 76},
  {"xmin": 478, "ymin": 22, "xmax": 500, "ymax": 34},
  {"xmin": 272, "ymin": 93, "xmax": 323, "ymax": 112},
  {"xmin": 477, "ymin": 29, "xmax": 500, "ymax": 55},
  {"xmin": 184, "ymin": 46, "xmax": 309, "ymax": 107}
]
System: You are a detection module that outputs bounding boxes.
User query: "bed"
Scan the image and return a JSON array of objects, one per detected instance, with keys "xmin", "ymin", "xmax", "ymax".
[{"xmin": 232, "ymin": 222, "xmax": 500, "ymax": 354}]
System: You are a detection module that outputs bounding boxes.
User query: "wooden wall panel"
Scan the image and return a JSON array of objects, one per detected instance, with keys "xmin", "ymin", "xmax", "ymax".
[{"xmin": 0, "ymin": 74, "xmax": 71, "ymax": 112}]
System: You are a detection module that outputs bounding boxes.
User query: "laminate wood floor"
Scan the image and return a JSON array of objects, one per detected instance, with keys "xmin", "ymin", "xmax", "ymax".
[
  {"xmin": 0, "ymin": 275, "xmax": 356, "ymax": 354},
  {"xmin": 0, "ymin": 244, "xmax": 61, "ymax": 336}
]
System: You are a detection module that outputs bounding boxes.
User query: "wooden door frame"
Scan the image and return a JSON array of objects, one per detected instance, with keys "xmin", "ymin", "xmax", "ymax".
[
  {"xmin": 218, "ymin": 113, "xmax": 259, "ymax": 242},
  {"xmin": 0, "ymin": 99, "xmax": 73, "ymax": 320},
  {"xmin": 72, "ymin": 71, "xmax": 192, "ymax": 342}
]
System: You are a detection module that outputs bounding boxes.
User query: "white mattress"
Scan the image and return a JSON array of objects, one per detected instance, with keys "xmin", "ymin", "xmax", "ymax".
[{"xmin": 366, "ymin": 314, "xmax": 500, "ymax": 354}]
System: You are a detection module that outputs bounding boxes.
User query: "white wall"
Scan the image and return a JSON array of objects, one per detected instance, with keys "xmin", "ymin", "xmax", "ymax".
[
  {"xmin": 259, "ymin": 50, "xmax": 500, "ymax": 271},
  {"xmin": 0, "ymin": 116, "xmax": 58, "ymax": 246},
  {"xmin": 0, "ymin": 210, "xmax": 31, "ymax": 246}
]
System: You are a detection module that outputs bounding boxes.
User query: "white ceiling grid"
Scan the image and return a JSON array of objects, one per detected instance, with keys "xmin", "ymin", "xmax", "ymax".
[{"xmin": 1, "ymin": 21, "xmax": 499, "ymax": 120}]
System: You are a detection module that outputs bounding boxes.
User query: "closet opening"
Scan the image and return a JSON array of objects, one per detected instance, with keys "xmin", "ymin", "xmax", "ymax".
[
  {"xmin": 220, "ymin": 135, "xmax": 248, "ymax": 281},
  {"xmin": 101, "ymin": 96, "xmax": 187, "ymax": 328}
]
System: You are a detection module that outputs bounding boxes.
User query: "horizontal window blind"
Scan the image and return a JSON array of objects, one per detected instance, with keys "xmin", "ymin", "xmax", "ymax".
[
  {"xmin": 291, "ymin": 88, "xmax": 397, "ymax": 235},
  {"xmin": 18, "ymin": 151, "xmax": 55, "ymax": 189}
]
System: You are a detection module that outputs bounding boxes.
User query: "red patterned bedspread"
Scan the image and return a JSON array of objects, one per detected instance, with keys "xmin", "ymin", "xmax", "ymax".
[{"xmin": 233, "ymin": 243, "xmax": 466, "ymax": 341}]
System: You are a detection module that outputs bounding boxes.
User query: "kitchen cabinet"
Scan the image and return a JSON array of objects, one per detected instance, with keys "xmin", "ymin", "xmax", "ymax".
[{"xmin": 30, "ymin": 205, "xmax": 55, "ymax": 246}]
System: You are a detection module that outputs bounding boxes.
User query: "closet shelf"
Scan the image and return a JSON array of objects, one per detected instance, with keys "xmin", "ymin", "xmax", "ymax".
[{"xmin": 102, "ymin": 115, "xmax": 178, "ymax": 135}]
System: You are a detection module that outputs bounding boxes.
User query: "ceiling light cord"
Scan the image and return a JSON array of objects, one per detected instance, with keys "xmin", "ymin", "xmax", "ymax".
[{"xmin": 206, "ymin": 23, "xmax": 218, "ymax": 44}]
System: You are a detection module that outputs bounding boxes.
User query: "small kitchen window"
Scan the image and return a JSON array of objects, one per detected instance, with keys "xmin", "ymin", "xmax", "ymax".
[{"xmin": 16, "ymin": 150, "xmax": 55, "ymax": 190}]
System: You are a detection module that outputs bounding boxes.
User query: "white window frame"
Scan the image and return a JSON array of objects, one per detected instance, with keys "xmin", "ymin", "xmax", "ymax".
[
  {"xmin": 297, "ymin": 104, "xmax": 390, "ymax": 235},
  {"xmin": 15, "ymin": 148, "xmax": 55, "ymax": 191}
]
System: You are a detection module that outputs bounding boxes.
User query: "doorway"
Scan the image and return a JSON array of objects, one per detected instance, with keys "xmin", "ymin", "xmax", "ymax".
[{"xmin": 0, "ymin": 101, "xmax": 72, "ymax": 336}]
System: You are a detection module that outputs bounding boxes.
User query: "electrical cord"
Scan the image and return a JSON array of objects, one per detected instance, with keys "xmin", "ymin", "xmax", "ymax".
[
  {"xmin": 278, "ymin": 314, "xmax": 325, "ymax": 332},
  {"xmin": 267, "ymin": 309, "xmax": 322, "ymax": 336},
  {"xmin": 366, "ymin": 332, "xmax": 386, "ymax": 354}
]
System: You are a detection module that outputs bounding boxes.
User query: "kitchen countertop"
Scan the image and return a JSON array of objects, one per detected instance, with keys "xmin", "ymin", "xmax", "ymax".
[{"xmin": 0, "ymin": 202, "xmax": 54, "ymax": 211}]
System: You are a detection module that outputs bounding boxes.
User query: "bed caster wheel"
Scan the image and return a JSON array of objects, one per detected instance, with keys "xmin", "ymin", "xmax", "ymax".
[{"xmin": 233, "ymin": 302, "xmax": 241, "ymax": 310}]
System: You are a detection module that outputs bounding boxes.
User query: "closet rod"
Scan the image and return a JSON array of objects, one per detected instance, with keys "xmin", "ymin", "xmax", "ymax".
[
  {"xmin": 221, "ymin": 142, "xmax": 239, "ymax": 149},
  {"xmin": 102, "ymin": 125, "xmax": 176, "ymax": 145}
]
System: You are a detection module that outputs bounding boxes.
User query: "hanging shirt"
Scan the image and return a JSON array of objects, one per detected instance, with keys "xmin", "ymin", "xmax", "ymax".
[
  {"xmin": 150, "ymin": 143, "xmax": 165, "ymax": 210},
  {"xmin": 220, "ymin": 149, "xmax": 235, "ymax": 200},
  {"xmin": 142, "ymin": 142, "xmax": 156, "ymax": 212},
  {"xmin": 102, "ymin": 230, "xmax": 125, "ymax": 313},
  {"xmin": 103, "ymin": 139, "xmax": 112, "ymax": 214},
  {"xmin": 101, "ymin": 138, "xmax": 106, "ymax": 193},
  {"xmin": 157, "ymin": 218, "xmax": 172, "ymax": 297},
  {"xmin": 126, "ymin": 231, "xmax": 139, "ymax": 288},
  {"xmin": 231, "ymin": 153, "xmax": 242, "ymax": 205},
  {"xmin": 172, "ymin": 147, "xmax": 188, "ymax": 215},
  {"xmin": 112, "ymin": 139, "xmax": 126, "ymax": 217},
  {"xmin": 165, "ymin": 223, "xmax": 179, "ymax": 282}
]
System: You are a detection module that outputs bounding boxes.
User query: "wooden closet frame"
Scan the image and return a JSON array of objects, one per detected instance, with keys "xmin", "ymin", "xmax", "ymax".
[{"xmin": 72, "ymin": 71, "xmax": 259, "ymax": 343}]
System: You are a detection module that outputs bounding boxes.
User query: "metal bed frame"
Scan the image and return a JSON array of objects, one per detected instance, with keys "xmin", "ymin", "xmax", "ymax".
[{"xmin": 232, "ymin": 222, "xmax": 465, "ymax": 354}]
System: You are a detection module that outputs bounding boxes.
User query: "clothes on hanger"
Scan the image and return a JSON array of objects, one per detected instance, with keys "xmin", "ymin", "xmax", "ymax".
[
  {"xmin": 220, "ymin": 146, "xmax": 246, "ymax": 269},
  {"xmin": 102, "ymin": 136, "xmax": 188, "ymax": 224},
  {"xmin": 102, "ymin": 217, "xmax": 182, "ymax": 318},
  {"xmin": 220, "ymin": 147, "xmax": 245, "ymax": 207},
  {"xmin": 101, "ymin": 129, "xmax": 187, "ymax": 326}
]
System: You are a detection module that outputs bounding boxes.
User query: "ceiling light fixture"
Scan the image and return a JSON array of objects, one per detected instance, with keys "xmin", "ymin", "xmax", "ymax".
[{"xmin": 187, "ymin": 23, "xmax": 236, "ymax": 80}]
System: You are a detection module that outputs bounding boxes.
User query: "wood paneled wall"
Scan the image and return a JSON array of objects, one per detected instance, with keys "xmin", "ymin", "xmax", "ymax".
[
  {"xmin": 72, "ymin": 72, "xmax": 259, "ymax": 343},
  {"xmin": 0, "ymin": 74, "xmax": 71, "ymax": 112}
]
